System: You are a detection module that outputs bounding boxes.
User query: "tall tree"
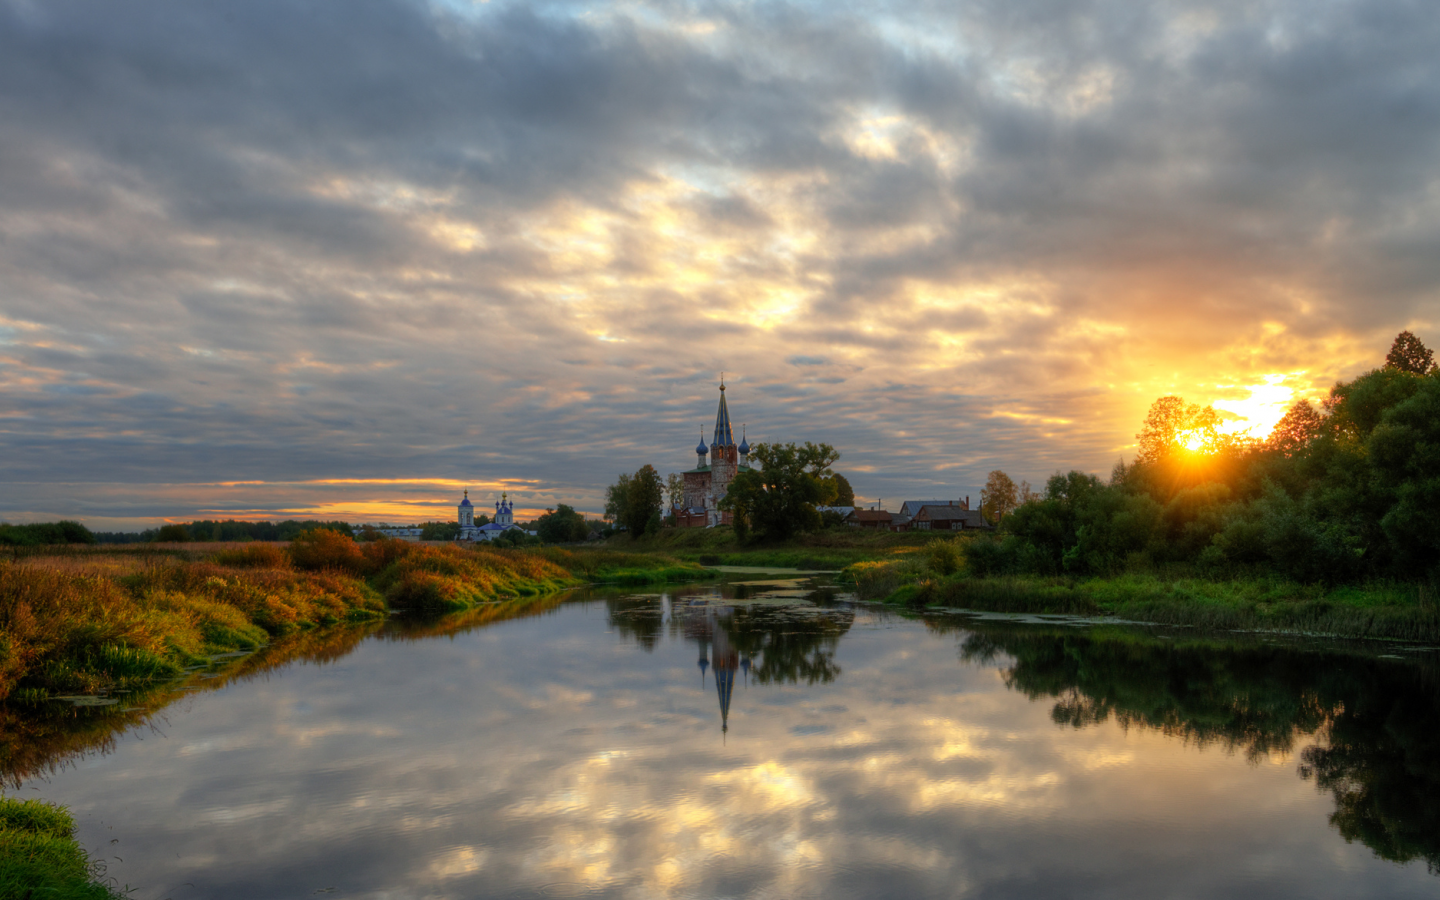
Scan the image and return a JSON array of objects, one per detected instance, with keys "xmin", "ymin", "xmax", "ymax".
[
  {"xmin": 980, "ymin": 470, "xmax": 1019, "ymax": 524},
  {"xmin": 604, "ymin": 473, "xmax": 634, "ymax": 525},
  {"xmin": 665, "ymin": 473, "xmax": 685, "ymax": 511},
  {"xmin": 1136, "ymin": 395, "xmax": 1226, "ymax": 463},
  {"xmin": 720, "ymin": 442, "xmax": 840, "ymax": 541},
  {"xmin": 620, "ymin": 465, "xmax": 665, "ymax": 538},
  {"xmin": 1384, "ymin": 330, "xmax": 1437, "ymax": 375},
  {"xmin": 828, "ymin": 472, "xmax": 855, "ymax": 506},
  {"xmin": 1266, "ymin": 400, "xmax": 1326, "ymax": 457}
]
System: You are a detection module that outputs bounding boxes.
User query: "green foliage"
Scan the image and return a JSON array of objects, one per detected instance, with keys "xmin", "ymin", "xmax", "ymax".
[
  {"xmin": 96, "ymin": 519, "xmax": 356, "ymax": 544},
  {"xmin": 609, "ymin": 465, "xmax": 664, "ymax": 539},
  {"xmin": 719, "ymin": 441, "xmax": 840, "ymax": 542},
  {"xmin": 980, "ymin": 334, "xmax": 1440, "ymax": 587},
  {"xmin": 154, "ymin": 523, "xmax": 191, "ymax": 542},
  {"xmin": 420, "ymin": 520, "xmax": 463, "ymax": 541},
  {"xmin": 827, "ymin": 472, "xmax": 855, "ymax": 507},
  {"xmin": 533, "ymin": 504, "xmax": 589, "ymax": 544},
  {"xmin": 0, "ymin": 521, "xmax": 97, "ymax": 547}
]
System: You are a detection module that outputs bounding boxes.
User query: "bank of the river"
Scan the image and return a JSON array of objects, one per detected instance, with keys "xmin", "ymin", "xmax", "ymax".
[
  {"xmin": 0, "ymin": 534, "xmax": 710, "ymax": 705},
  {"xmin": 605, "ymin": 525, "xmax": 932, "ymax": 571},
  {"xmin": 851, "ymin": 564, "xmax": 1440, "ymax": 642},
  {"xmin": 0, "ymin": 795, "xmax": 125, "ymax": 899}
]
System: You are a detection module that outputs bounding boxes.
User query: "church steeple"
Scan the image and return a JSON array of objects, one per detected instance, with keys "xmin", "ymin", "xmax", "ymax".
[{"xmin": 712, "ymin": 380, "xmax": 735, "ymax": 449}]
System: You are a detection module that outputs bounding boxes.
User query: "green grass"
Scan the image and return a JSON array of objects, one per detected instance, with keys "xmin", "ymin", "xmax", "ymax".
[
  {"xmin": 852, "ymin": 565, "xmax": 1440, "ymax": 642},
  {"xmin": 603, "ymin": 526, "xmax": 932, "ymax": 571},
  {"xmin": 532, "ymin": 547, "xmax": 717, "ymax": 584},
  {"xmin": 0, "ymin": 796, "xmax": 127, "ymax": 899}
]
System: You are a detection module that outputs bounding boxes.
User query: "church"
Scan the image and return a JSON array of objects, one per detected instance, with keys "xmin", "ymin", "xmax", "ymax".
[
  {"xmin": 457, "ymin": 490, "xmax": 528, "ymax": 541},
  {"xmin": 674, "ymin": 382, "xmax": 754, "ymax": 528}
]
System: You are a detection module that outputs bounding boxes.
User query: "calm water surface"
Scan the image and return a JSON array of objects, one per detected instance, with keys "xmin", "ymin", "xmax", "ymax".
[{"xmin": 13, "ymin": 577, "xmax": 1440, "ymax": 899}]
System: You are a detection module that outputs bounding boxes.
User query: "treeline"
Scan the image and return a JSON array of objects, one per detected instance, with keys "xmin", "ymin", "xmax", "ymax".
[
  {"xmin": 94, "ymin": 519, "xmax": 358, "ymax": 544},
  {"xmin": 972, "ymin": 331, "xmax": 1440, "ymax": 584},
  {"xmin": 0, "ymin": 521, "xmax": 96, "ymax": 547}
]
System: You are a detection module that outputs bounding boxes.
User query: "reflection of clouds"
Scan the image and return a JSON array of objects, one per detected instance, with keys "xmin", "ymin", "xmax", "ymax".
[{"xmin": 24, "ymin": 599, "xmax": 1435, "ymax": 898}]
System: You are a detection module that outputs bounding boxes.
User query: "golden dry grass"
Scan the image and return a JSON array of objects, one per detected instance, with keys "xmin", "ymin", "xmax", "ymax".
[{"xmin": 0, "ymin": 532, "xmax": 586, "ymax": 701}]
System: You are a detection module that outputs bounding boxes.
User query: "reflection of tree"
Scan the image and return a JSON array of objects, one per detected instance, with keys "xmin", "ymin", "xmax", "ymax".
[
  {"xmin": 604, "ymin": 586, "xmax": 856, "ymax": 685},
  {"xmin": 724, "ymin": 600, "xmax": 853, "ymax": 686},
  {"xmin": 1298, "ymin": 676, "xmax": 1440, "ymax": 873},
  {"xmin": 944, "ymin": 620, "xmax": 1440, "ymax": 873}
]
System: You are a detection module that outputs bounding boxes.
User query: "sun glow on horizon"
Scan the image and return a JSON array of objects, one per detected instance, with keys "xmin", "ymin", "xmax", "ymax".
[{"xmin": 1212, "ymin": 374, "xmax": 1307, "ymax": 441}]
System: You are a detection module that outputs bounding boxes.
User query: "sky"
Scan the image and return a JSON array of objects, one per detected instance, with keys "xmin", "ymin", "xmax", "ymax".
[{"xmin": 1, "ymin": 0, "xmax": 1437, "ymax": 529}]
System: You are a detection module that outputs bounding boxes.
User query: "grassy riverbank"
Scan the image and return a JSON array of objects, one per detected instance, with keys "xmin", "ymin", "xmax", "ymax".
[
  {"xmin": 607, "ymin": 526, "xmax": 932, "ymax": 571},
  {"xmin": 0, "ymin": 796, "xmax": 125, "ymax": 899},
  {"xmin": 608, "ymin": 526, "xmax": 1440, "ymax": 641},
  {"xmin": 0, "ymin": 534, "xmax": 710, "ymax": 704},
  {"xmin": 844, "ymin": 553, "xmax": 1440, "ymax": 642}
]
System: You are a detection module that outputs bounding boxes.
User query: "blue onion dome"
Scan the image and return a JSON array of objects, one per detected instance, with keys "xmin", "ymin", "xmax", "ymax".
[
  {"xmin": 460, "ymin": 490, "xmax": 472, "ymax": 507},
  {"xmin": 738, "ymin": 437, "xmax": 750, "ymax": 455},
  {"xmin": 696, "ymin": 437, "xmax": 708, "ymax": 455}
]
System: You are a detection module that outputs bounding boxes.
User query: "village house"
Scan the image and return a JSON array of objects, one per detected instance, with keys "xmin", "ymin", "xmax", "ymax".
[
  {"xmin": 844, "ymin": 509, "xmax": 894, "ymax": 530},
  {"xmin": 912, "ymin": 504, "xmax": 991, "ymax": 531}
]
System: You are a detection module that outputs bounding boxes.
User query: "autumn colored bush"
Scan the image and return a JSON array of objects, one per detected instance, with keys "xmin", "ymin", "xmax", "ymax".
[
  {"xmin": 374, "ymin": 544, "xmax": 573, "ymax": 611},
  {"xmin": 287, "ymin": 528, "xmax": 366, "ymax": 574},
  {"xmin": 211, "ymin": 542, "xmax": 289, "ymax": 568}
]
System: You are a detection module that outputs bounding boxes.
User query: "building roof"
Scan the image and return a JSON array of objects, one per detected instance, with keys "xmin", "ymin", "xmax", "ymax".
[
  {"xmin": 915, "ymin": 506, "xmax": 991, "ymax": 528},
  {"xmin": 847, "ymin": 509, "xmax": 893, "ymax": 523},
  {"xmin": 900, "ymin": 500, "xmax": 952, "ymax": 517},
  {"xmin": 712, "ymin": 383, "xmax": 735, "ymax": 448}
]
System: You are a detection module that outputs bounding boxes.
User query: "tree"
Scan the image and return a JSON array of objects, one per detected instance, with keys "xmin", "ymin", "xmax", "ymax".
[
  {"xmin": 1019, "ymin": 480, "xmax": 1041, "ymax": 505},
  {"xmin": 980, "ymin": 470, "xmax": 1019, "ymax": 524},
  {"xmin": 665, "ymin": 473, "xmax": 685, "ymax": 511},
  {"xmin": 1266, "ymin": 400, "xmax": 1325, "ymax": 457},
  {"xmin": 534, "ymin": 504, "xmax": 589, "ymax": 543},
  {"xmin": 828, "ymin": 473, "xmax": 855, "ymax": 506},
  {"xmin": 604, "ymin": 473, "xmax": 633, "ymax": 525},
  {"xmin": 420, "ymin": 521, "xmax": 462, "ymax": 541},
  {"xmin": 609, "ymin": 465, "xmax": 664, "ymax": 538},
  {"xmin": 155, "ymin": 524, "xmax": 192, "ymax": 542},
  {"xmin": 1384, "ymin": 330, "xmax": 1436, "ymax": 375},
  {"xmin": 719, "ymin": 441, "xmax": 840, "ymax": 542},
  {"xmin": 1135, "ymin": 395, "xmax": 1226, "ymax": 463}
]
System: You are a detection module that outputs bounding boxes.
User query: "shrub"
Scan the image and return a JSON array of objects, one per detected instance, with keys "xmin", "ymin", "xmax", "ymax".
[
  {"xmin": 288, "ymin": 528, "xmax": 366, "ymax": 574},
  {"xmin": 927, "ymin": 539, "xmax": 962, "ymax": 576},
  {"xmin": 212, "ymin": 543, "xmax": 289, "ymax": 568}
]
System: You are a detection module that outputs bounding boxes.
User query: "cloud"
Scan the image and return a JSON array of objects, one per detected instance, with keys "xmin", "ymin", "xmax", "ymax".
[{"xmin": 1, "ymin": 0, "xmax": 1437, "ymax": 525}]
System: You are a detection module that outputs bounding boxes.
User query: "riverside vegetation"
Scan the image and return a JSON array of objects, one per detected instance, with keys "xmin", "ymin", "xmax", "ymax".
[
  {"xmin": 0, "ymin": 531, "xmax": 714, "ymax": 705},
  {"xmin": 0, "ymin": 533, "xmax": 710, "ymax": 896},
  {"xmin": 611, "ymin": 332, "xmax": 1440, "ymax": 642}
]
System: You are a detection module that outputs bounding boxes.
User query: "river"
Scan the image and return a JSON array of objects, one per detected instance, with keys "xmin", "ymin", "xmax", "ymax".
[{"xmin": 10, "ymin": 575, "xmax": 1439, "ymax": 898}]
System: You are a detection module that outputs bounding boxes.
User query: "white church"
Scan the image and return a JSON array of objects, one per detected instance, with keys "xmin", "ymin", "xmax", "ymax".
[{"xmin": 458, "ymin": 490, "xmax": 531, "ymax": 542}]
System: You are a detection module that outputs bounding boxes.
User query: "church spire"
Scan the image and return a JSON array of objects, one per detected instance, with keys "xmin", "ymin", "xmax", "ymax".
[{"xmin": 712, "ymin": 380, "xmax": 735, "ymax": 448}]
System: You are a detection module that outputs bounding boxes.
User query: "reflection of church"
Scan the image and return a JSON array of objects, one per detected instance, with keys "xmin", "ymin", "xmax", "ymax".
[{"xmin": 682, "ymin": 601, "xmax": 752, "ymax": 735}]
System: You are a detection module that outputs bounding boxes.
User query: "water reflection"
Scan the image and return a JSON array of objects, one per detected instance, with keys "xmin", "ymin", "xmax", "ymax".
[
  {"xmin": 607, "ymin": 584, "xmax": 854, "ymax": 735},
  {"xmin": 935, "ymin": 619, "xmax": 1440, "ymax": 873},
  {"xmin": 6, "ymin": 579, "xmax": 1439, "ymax": 898}
]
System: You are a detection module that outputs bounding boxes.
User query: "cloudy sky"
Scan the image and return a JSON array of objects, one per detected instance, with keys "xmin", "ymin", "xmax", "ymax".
[{"xmin": 2, "ymin": 0, "xmax": 1437, "ymax": 528}]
